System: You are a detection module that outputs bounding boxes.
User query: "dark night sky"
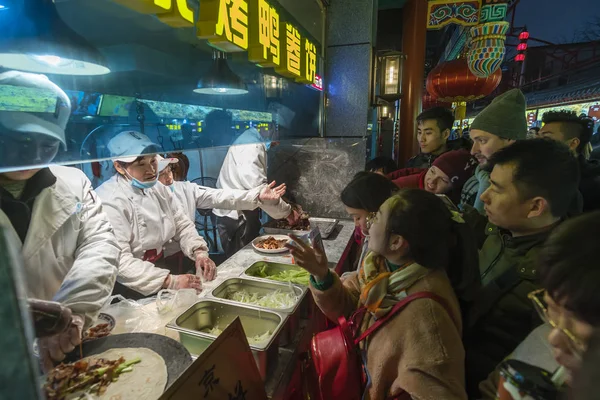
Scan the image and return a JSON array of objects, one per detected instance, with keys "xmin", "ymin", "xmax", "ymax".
[{"xmin": 513, "ymin": 0, "xmax": 600, "ymax": 45}]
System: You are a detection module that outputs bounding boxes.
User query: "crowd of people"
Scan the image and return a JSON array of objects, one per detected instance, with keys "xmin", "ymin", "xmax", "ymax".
[
  {"xmin": 290, "ymin": 88, "xmax": 600, "ymax": 399},
  {"xmin": 2, "ymin": 68, "xmax": 600, "ymax": 400}
]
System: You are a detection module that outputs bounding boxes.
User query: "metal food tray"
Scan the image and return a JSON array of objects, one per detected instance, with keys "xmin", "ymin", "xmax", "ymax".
[
  {"xmin": 166, "ymin": 299, "xmax": 286, "ymax": 380},
  {"xmin": 308, "ymin": 217, "xmax": 339, "ymax": 238},
  {"xmin": 209, "ymin": 277, "xmax": 307, "ymax": 315},
  {"xmin": 262, "ymin": 220, "xmax": 309, "ymax": 236},
  {"xmin": 242, "ymin": 261, "xmax": 309, "ymax": 287}
]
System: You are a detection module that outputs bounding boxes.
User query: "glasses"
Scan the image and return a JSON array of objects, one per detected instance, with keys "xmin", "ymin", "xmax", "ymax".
[
  {"xmin": 365, "ymin": 212, "xmax": 376, "ymax": 230},
  {"xmin": 528, "ymin": 289, "xmax": 585, "ymax": 355}
]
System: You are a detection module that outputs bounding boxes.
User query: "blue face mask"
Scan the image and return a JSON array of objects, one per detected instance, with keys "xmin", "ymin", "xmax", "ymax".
[
  {"xmin": 167, "ymin": 184, "xmax": 175, "ymax": 193},
  {"xmin": 125, "ymin": 171, "xmax": 158, "ymax": 190}
]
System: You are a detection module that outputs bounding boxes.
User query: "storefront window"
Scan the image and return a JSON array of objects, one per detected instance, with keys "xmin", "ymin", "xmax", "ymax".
[{"xmin": 0, "ymin": 0, "xmax": 324, "ymax": 173}]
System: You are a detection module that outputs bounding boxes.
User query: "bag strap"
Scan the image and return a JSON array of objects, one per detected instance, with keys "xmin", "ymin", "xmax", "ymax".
[{"xmin": 354, "ymin": 291, "xmax": 451, "ymax": 345}]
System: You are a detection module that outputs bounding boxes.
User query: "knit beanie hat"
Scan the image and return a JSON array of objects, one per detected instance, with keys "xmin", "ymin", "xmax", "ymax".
[
  {"xmin": 471, "ymin": 89, "xmax": 527, "ymax": 140},
  {"xmin": 433, "ymin": 149, "xmax": 477, "ymax": 191}
]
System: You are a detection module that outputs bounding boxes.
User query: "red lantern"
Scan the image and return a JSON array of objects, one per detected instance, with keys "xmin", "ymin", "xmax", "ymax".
[
  {"xmin": 422, "ymin": 93, "xmax": 452, "ymax": 110},
  {"xmin": 426, "ymin": 58, "xmax": 502, "ymax": 103}
]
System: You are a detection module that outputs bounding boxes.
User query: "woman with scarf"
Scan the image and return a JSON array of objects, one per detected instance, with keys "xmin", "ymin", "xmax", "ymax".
[
  {"xmin": 287, "ymin": 189, "xmax": 474, "ymax": 399},
  {"xmin": 340, "ymin": 172, "xmax": 399, "ymax": 273}
]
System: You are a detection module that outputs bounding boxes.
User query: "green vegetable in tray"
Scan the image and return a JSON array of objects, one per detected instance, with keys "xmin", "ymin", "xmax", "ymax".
[
  {"xmin": 227, "ymin": 289, "xmax": 297, "ymax": 309},
  {"xmin": 251, "ymin": 263, "xmax": 310, "ymax": 286}
]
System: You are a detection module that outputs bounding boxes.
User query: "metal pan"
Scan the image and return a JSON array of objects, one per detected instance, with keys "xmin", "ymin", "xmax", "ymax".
[
  {"xmin": 242, "ymin": 261, "xmax": 310, "ymax": 287},
  {"xmin": 209, "ymin": 277, "xmax": 307, "ymax": 315},
  {"xmin": 64, "ymin": 333, "xmax": 192, "ymax": 389}
]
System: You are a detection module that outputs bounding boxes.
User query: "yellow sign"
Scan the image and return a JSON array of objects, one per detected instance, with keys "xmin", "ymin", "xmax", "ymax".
[
  {"xmin": 275, "ymin": 23, "xmax": 301, "ymax": 78},
  {"xmin": 157, "ymin": 0, "xmax": 194, "ymax": 27},
  {"xmin": 300, "ymin": 38, "xmax": 317, "ymax": 84},
  {"xmin": 248, "ymin": 0, "xmax": 280, "ymax": 67},
  {"xmin": 111, "ymin": 0, "xmax": 319, "ymax": 83},
  {"xmin": 198, "ymin": 0, "xmax": 249, "ymax": 52}
]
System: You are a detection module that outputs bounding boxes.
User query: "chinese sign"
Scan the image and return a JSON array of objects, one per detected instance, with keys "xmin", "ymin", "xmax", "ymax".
[
  {"xmin": 159, "ymin": 318, "xmax": 267, "ymax": 400},
  {"xmin": 112, "ymin": 0, "xmax": 320, "ymax": 84},
  {"xmin": 248, "ymin": 0, "xmax": 280, "ymax": 67}
]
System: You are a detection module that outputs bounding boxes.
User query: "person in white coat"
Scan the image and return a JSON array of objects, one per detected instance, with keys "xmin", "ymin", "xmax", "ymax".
[
  {"xmin": 214, "ymin": 124, "xmax": 298, "ymax": 257},
  {"xmin": 95, "ymin": 131, "xmax": 216, "ymax": 299},
  {"xmin": 0, "ymin": 71, "xmax": 120, "ymax": 370}
]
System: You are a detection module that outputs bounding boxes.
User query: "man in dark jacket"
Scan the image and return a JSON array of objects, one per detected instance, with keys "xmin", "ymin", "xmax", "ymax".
[
  {"xmin": 406, "ymin": 107, "xmax": 470, "ymax": 168},
  {"xmin": 537, "ymin": 111, "xmax": 600, "ymax": 211},
  {"xmin": 464, "ymin": 139, "xmax": 580, "ymax": 397}
]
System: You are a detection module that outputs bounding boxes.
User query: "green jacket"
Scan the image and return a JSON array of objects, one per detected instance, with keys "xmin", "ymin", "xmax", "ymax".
[{"xmin": 464, "ymin": 223, "xmax": 555, "ymax": 395}]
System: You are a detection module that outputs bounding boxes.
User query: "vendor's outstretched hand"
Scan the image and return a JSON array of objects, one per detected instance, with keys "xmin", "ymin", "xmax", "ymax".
[
  {"xmin": 285, "ymin": 234, "xmax": 329, "ymax": 281},
  {"xmin": 259, "ymin": 181, "xmax": 287, "ymax": 203},
  {"xmin": 196, "ymin": 255, "xmax": 217, "ymax": 281},
  {"xmin": 39, "ymin": 315, "xmax": 84, "ymax": 373}
]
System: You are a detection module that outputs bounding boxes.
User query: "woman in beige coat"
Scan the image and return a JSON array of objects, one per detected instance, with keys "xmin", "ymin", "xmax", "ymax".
[{"xmin": 287, "ymin": 189, "xmax": 470, "ymax": 400}]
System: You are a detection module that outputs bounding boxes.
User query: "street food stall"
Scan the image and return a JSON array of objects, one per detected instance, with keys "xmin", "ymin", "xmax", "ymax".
[{"xmin": 0, "ymin": 0, "xmax": 371, "ymax": 397}]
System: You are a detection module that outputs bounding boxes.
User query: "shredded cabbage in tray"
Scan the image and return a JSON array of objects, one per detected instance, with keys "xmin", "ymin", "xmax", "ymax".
[
  {"xmin": 251, "ymin": 263, "xmax": 310, "ymax": 286},
  {"xmin": 201, "ymin": 326, "xmax": 272, "ymax": 345},
  {"xmin": 227, "ymin": 289, "xmax": 297, "ymax": 309}
]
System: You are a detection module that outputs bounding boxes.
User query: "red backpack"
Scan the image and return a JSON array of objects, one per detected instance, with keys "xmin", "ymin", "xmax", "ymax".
[{"xmin": 310, "ymin": 291, "xmax": 450, "ymax": 400}]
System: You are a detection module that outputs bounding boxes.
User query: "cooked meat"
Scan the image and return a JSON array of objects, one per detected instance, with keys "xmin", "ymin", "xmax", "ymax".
[{"xmin": 256, "ymin": 237, "xmax": 288, "ymax": 250}]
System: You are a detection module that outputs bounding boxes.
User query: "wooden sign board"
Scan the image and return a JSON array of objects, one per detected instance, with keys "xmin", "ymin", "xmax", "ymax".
[{"xmin": 160, "ymin": 318, "xmax": 267, "ymax": 400}]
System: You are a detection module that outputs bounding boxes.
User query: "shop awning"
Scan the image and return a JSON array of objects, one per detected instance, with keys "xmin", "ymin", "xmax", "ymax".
[{"xmin": 526, "ymin": 77, "xmax": 600, "ymax": 109}]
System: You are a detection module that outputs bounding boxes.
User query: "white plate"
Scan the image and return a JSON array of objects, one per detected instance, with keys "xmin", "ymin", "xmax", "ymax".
[{"xmin": 252, "ymin": 235, "xmax": 290, "ymax": 254}]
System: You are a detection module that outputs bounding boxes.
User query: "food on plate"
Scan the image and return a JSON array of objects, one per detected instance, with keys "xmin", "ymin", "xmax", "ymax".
[
  {"xmin": 250, "ymin": 263, "xmax": 310, "ymax": 286},
  {"xmin": 44, "ymin": 348, "xmax": 167, "ymax": 400},
  {"xmin": 255, "ymin": 236, "xmax": 288, "ymax": 250},
  {"xmin": 44, "ymin": 356, "xmax": 140, "ymax": 399},
  {"xmin": 202, "ymin": 326, "xmax": 273, "ymax": 345},
  {"xmin": 83, "ymin": 323, "xmax": 112, "ymax": 341},
  {"xmin": 227, "ymin": 289, "xmax": 297, "ymax": 309}
]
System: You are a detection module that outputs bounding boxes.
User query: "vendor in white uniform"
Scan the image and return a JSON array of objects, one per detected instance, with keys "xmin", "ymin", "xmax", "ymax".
[
  {"xmin": 214, "ymin": 124, "xmax": 299, "ymax": 257},
  {"xmin": 95, "ymin": 131, "xmax": 216, "ymax": 299},
  {"xmin": 0, "ymin": 71, "xmax": 120, "ymax": 370},
  {"xmin": 157, "ymin": 155, "xmax": 289, "ymax": 258}
]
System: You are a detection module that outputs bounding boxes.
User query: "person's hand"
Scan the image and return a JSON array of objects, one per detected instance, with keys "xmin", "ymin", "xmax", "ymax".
[
  {"xmin": 39, "ymin": 315, "xmax": 84, "ymax": 373},
  {"xmin": 285, "ymin": 234, "xmax": 329, "ymax": 281},
  {"xmin": 286, "ymin": 208, "xmax": 300, "ymax": 225},
  {"xmin": 166, "ymin": 274, "xmax": 202, "ymax": 291},
  {"xmin": 258, "ymin": 181, "xmax": 287, "ymax": 203},
  {"xmin": 195, "ymin": 255, "xmax": 217, "ymax": 281}
]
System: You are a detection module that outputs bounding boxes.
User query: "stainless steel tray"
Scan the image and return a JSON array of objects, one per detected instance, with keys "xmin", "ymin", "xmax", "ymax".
[
  {"xmin": 209, "ymin": 277, "xmax": 307, "ymax": 315},
  {"xmin": 242, "ymin": 261, "xmax": 310, "ymax": 287},
  {"xmin": 308, "ymin": 217, "xmax": 339, "ymax": 238},
  {"xmin": 166, "ymin": 299, "xmax": 286, "ymax": 380}
]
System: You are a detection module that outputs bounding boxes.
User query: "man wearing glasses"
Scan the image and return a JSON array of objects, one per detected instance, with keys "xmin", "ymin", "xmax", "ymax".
[
  {"xmin": 479, "ymin": 211, "xmax": 600, "ymax": 398},
  {"xmin": 464, "ymin": 139, "xmax": 580, "ymax": 397}
]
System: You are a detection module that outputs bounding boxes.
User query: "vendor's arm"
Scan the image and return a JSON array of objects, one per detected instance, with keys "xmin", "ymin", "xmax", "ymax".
[
  {"xmin": 51, "ymin": 181, "xmax": 119, "ymax": 329},
  {"xmin": 101, "ymin": 198, "xmax": 170, "ymax": 296}
]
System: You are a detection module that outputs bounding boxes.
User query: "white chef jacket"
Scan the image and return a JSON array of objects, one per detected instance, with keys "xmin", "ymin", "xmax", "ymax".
[
  {"xmin": 214, "ymin": 128, "xmax": 291, "ymax": 220},
  {"xmin": 0, "ymin": 166, "xmax": 120, "ymax": 329},
  {"xmin": 95, "ymin": 174, "xmax": 208, "ymax": 296}
]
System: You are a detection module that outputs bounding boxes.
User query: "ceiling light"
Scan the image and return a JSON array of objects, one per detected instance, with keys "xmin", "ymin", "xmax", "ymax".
[
  {"xmin": 194, "ymin": 52, "xmax": 248, "ymax": 95},
  {"xmin": 0, "ymin": 0, "xmax": 110, "ymax": 75}
]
